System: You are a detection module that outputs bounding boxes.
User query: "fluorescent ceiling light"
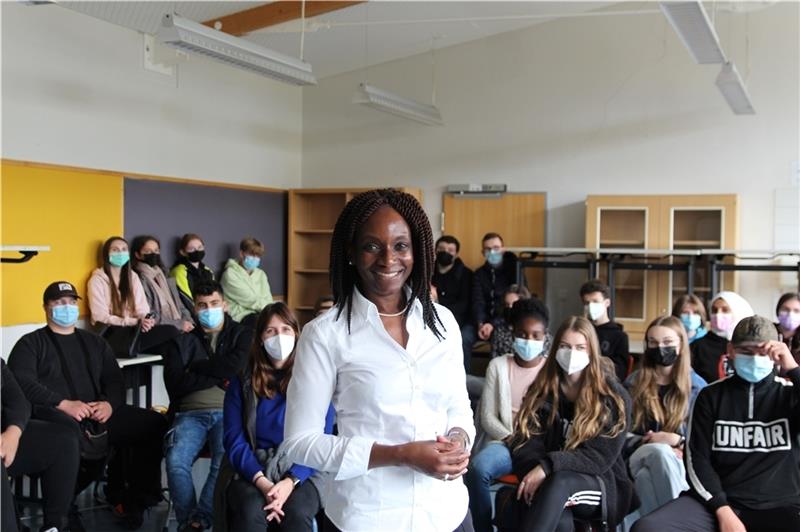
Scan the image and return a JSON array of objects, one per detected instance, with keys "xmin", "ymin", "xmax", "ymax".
[
  {"xmin": 353, "ymin": 83, "xmax": 443, "ymax": 126},
  {"xmin": 716, "ymin": 62, "xmax": 755, "ymax": 115},
  {"xmin": 158, "ymin": 13, "xmax": 316, "ymax": 86},
  {"xmin": 659, "ymin": 1, "xmax": 726, "ymax": 64}
]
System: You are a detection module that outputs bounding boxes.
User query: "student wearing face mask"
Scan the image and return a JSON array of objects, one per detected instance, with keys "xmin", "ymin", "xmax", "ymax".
[
  {"xmin": 162, "ymin": 281, "xmax": 253, "ymax": 532},
  {"xmin": 131, "ymin": 235, "xmax": 195, "ymax": 334},
  {"xmin": 473, "ymin": 233, "xmax": 521, "ymax": 345},
  {"xmin": 489, "ymin": 284, "xmax": 532, "ymax": 359},
  {"xmin": 624, "ymin": 316, "xmax": 706, "ymax": 519},
  {"xmin": 775, "ymin": 292, "xmax": 800, "ymax": 366},
  {"xmin": 216, "ymin": 302, "xmax": 335, "ymax": 532},
  {"xmin": 498, "ymin": 316, "xmax": 633, "ymax": 532},
  {"xmin": 671, "ymin": 293, "xmax": 709, "ymax": 344},
  {"xmin": 465, "ymin": 297, "xmax": 551, "ymax": 532},
  {"xmin": 579, "ymin": 279, "xmax": 630, "ymax": 382},
  {"xmin": 432, "ymin": 235, "xmax": 474, "ymax": 370},
  {"xmin": 88, "ymin": 236, "xmax": 177, "ymax": 356},
  {"xmin": 690, "ymin": 291, "xmax": 753, "ymax": 384},
  {"xmin": 632, "ymin": 316, "xmax": 800, "ymax": 532},
  {"xmin": 170, "ymin": 233, "xmax": 215, "ymax": 307},
  {"xmin": 220, "ymin": 237, "xmax": 274, "ymax": 328},
  {"xmin": 8, "ymin": 281, "xmax": 168, "ymax": 530}
]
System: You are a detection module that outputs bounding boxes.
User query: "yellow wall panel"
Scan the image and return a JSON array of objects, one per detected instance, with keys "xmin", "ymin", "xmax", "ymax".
[{"xmin": 1, "ymin": 162, "xmax": 123, "ymax": 325}]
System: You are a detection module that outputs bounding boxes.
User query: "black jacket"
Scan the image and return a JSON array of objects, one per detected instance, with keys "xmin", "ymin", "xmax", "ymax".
[
  {"xmin": 685, "ymin": 368, "xmax": 800, "ymax": 511},
  {"xmin": 511, "ymin": 378, "xmax": 634, "ymax": 528},
  {"xmin": 471, "ymin": 251, "xmax": 519, "ymax": 327},
  {"xmin": 690, "ymin": 331, "xmax": 730, "ymax": 384},
  {"xmin": 162, "ymin": 314, "xmax": 252, "ymax": 405},
  {"xmin": 1, "ymin": 360, "xmax": 30, "ymax": 433},
  {"xmin": 7, "ymin": 327, "xmax": 124, "ymax": 412},
  {"xmin": 432, "ymin": 258, "xmax": 472, "ymax": 327},
  {"xmin": 595, "ymin": 322, "xmax": 630, "ymax": 382}
]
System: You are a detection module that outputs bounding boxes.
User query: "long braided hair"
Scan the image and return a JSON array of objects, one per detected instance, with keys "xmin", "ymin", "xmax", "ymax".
[{"xmin": 330, "ymin": 188, "xmax": 445, "ymax": 339}]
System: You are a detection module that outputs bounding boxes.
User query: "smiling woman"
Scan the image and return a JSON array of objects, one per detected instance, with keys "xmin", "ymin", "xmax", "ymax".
[{"xmin": 283, "ymin": 189, "xmax": 476, "ymax": 531}]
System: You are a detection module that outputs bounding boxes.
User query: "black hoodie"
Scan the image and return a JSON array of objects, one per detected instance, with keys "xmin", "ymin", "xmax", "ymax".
[
  {"xmin": 432, "ymin": 257, "xmax": 472, "ymax": 327},
  {"xmin": 685, "ymin": 367, "xmax": 800, "ymax": 511},
  {"xmin": 594, "ymin": 321, "xmax": 630, "ymax": 382},
  {"xmin": 690, "ymin": 331, "xmax": 730, "ymax": 384}
]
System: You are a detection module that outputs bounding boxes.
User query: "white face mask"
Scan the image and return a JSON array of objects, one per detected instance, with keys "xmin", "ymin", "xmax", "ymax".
[
  {"xmin": 586, "ymin": 302, "xmax": 606, "ymax": 322},
  {"xmin": 555, "ymin": 347, "xmax": 590, "ymax": 375},
  {"xmin": 263, "ymin": 334, "xmax": 296, "ymax": 361}
]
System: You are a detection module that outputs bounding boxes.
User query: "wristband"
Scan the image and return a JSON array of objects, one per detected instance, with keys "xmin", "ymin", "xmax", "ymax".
[{"xmin": 672, "ymin": 435, "xmax": 686, "ymax": 448}]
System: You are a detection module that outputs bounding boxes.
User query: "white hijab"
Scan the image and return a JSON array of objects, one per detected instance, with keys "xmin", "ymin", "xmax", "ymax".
[{"xmin": 712, "ymin": 291, "xmax": 754, "ymax": 340}]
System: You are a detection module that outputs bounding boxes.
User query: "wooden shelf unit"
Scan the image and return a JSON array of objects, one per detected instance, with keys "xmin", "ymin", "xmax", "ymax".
[
  {"xmin": 288, "ymin": 188, "xmax": 422, "ymax": 325},
  {"xmin": 586, "ymin": 195, "xmax": 738, "ymax": 341}
]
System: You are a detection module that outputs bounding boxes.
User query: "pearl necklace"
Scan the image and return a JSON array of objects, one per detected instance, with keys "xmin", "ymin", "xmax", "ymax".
[{"xmin": 378, "ymin": 305, "xmax": 409, "ymax": 317}]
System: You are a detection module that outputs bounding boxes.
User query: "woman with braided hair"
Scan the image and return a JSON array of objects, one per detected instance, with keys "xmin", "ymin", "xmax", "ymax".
[{"xmin": 283, "ymin": 189, "xmax": 476, "ymax": 531}]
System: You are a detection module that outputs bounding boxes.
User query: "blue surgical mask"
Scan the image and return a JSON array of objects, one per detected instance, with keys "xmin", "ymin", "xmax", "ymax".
[
  {"xmin": 681, "ymin": 313, "xmax": 702, "ymax": 332},
  {"xmin": 513, "ymin": 338, "xmax": 545, "ymax": 361},
  {"xmin": 485, "ymin": 250, "xmax": 503, "ymax": 267},
  {"xmin": 109, "ymin": 252, "xmax": 130, "ymax": 267},
  {"xmin": 51, "ymin": 304, "xmax": 79, "ymax": 327},
  {"xmin": 243, "ymin": 255, "xmax": 261, "ymax": 271},
  {"xmin": 733, "ymin": 353, "xmax": 775, "ymax": 383},
  {"xmin": 197, "ymin": 307, "xmax": 224, "ymax": 329}
]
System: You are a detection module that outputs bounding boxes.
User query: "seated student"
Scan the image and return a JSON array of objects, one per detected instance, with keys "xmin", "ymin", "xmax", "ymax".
[
  {"xmin": 170, "ymin": 233, "xmax": 215, "ymax": 306},
  {"xmin": 313, "ymin": 295, "xmax": 334, "ymax": 317},
  {"xmin": 221, "ymin": 302, "xmax": 335, "ymax": 532},
  {"xmin": 465, "ymin": 297, "xmax": 550, "ymax": 532},
  {"xmin": 775, "ymin": 292, "xmax": 800, "ymax": 365},
  {"xmin": 489, "ymin": 284, "xmax": 532, "ymax": 359},
  {"xmin": 633, "ymin": 316, "xmax": 800, "ymax": 532},
  {"xmin": 580, "ymin": 279, "xmax": 630, "ymax": 382},
  {"xmin": 162, "ymin": 281, "xmax": 252, "ymax": 532},
  {"xmin": 8, "ymin": 281, "xmax": 168, "ymax": 530},
  {"xmin": 432, "ymin": 235, "xmax": 475, "ymax": 369},
  {"xmin": 131, "ymin": 235, "xmax": 195, "ymax": 333},
  {"xmin": 504, "ymin": 316, "xmax": 633, "ymax": 532},
  {"xmin": 690, "ymin": 291, "xmax": 753, "ymax": 384},
  {"xmin": 625, "ymin": 316, "xmax": 706, "ymax": 517},
  {"xmin": 1, "ymin": 359, "xmax": 79, "ymax": 532},
  {"xmin": 220, "ymin": 237, "xmax": 274, "ymax": 327},
  {"xmin": 672, "ymin": 293, "xmax": 709, "ymax": 344},
  {"xmin": 473, "ymin": 232, "xmax": 520, "ymax": 344},
  {"xmin": 88, "ymin": 236, "xmax": 177, "ymax": 356}
]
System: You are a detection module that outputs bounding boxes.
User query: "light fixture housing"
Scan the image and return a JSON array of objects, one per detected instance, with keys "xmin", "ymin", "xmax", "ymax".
[
  {"xmin": 158, "ymin": 13, "xmax": 317, "ymax": 86},
  {"xmin": 353, "ymin": 83, "xmax": 444, "ymax": 126},
  {"xmin": 659, "ymin": 1, "xmax": 726, "ymax": 64},
  {"xmin": 716, "ymin": 61, "xmax": 755, "ymax": 114}
]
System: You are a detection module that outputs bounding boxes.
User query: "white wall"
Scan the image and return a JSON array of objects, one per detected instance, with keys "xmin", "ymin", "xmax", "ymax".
[
  {"xmin": 302, "ymin": 2, "xmax": 800, "ymax": 323},
  {"xmin": 1, "ymin": 2, "xmax": 302, "ymax": 188}
]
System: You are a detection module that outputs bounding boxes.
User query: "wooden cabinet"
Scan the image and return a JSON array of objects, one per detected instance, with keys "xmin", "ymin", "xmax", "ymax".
[
  {"xmin": 288, "ymin": 188, "xmax": 422, "ymax": 325},
  {"xmin": 586, "ymin": 195, "xmax": 738, "ymax": 340}
]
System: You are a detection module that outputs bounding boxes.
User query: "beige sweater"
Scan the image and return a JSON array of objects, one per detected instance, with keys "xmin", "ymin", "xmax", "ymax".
[{"xmin": 87, "ymin": 268, "xmax": 150, "ymax": 326}]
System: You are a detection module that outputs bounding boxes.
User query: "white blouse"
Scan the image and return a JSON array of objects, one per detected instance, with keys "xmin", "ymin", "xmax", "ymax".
[{"xmin": 283, "ymin": 287, "xmax": 475, "ymax": 531}]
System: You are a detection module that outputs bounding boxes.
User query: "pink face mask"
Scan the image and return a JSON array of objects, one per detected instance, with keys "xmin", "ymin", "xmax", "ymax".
[
  {"xmin": 710, "ymin": 313, "xmax": 734, "ymax": 336},
  {"xmin": 778, "ymin": 311, "xmax": 800, "ymax": 332}
]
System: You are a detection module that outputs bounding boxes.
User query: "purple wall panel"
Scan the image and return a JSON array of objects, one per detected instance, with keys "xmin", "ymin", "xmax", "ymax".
[{"xmin": 123, "ymin": 178, "xmax": 286, "ymax": 295}]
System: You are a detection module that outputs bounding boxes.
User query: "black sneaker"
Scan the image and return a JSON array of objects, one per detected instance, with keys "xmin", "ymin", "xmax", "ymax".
[{"xmin": 67, "ymin": 506, "xmax": 85, "ymax": 532}]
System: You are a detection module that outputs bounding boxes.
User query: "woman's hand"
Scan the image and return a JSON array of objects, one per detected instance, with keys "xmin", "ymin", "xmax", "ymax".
[
  {"xmin": 642, "ymin": 430, "xmax": 681, "ymax": 447},
  {"xmin": 716, "ymin": 505, "xmax": 747, "ymax": 532},
  {"xmin": 399, "ymin": 440, "xmax": 470, "ymax": 480},
  {"xmin": 141, "ymin": 316, "xmax": 156, "ymax": 333},
  {"xmin": 516, "ymin": 465, "xmax": 546, "ymax": 505},
  {"xmin": 264, "ymin": 478, "xmax": 295, "ymax": 523},
  {"xmin": 0, "ymin": 426, "xmax": 22, "ymax": 467}
]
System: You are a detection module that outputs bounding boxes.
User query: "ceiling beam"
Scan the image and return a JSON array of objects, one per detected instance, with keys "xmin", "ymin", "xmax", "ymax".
[{"xmin": 203, "ymin": 1, "xmax": 365, "ymax": 36}]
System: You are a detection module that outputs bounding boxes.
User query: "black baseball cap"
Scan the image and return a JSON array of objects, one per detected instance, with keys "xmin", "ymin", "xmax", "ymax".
[{"xmin": 42, "ymin": 281, "xmax": 82, "ymax": 304}]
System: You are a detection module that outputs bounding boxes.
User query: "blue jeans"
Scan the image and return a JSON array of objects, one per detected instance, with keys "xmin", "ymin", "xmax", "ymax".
[
  {"xmin": 164, "ymin": 410, "xmax": 225, "ymax": 528},
  {"xmin": 465, "ymin": 442, "xmax": 513, "ymax": 532},
  {"xmin": 629, "ymin": 443, "xmax": 688, "ymax": 516}
]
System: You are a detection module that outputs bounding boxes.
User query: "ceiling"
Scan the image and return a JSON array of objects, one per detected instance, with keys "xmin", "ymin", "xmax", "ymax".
[{"xmin": 54, "ymin": 1, "xmax": 624, "ymax": 79}]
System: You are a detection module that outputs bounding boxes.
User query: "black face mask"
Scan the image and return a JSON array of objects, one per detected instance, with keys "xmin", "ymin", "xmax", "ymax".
[
  {"xmin": 142, "ymin": 253, "xmax": 160, "ymax": 267},
  {"xmin": 644, "ymin": 345, "xmax": 679, "ymax": 367},
  {"xmin": 436, "ymin": 251, "xmax": 455, "ymax": 267},
  {"xmin": 186, "ymin": 250, "xmax": 205, "ymax": 263}
]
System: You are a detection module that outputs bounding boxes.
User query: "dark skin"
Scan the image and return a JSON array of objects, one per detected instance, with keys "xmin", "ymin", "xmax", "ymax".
[
  {"xmin": 350, "ymin": 205, "xmax": 470, "ymax": 480},
  {"xmin": 512, "ymin": 317, "xmax": 547, "ymax": 369}
]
